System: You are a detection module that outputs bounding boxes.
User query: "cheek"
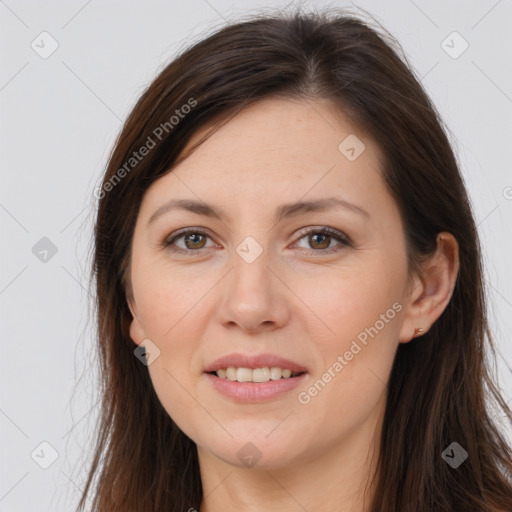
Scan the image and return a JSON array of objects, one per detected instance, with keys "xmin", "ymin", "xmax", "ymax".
[
  {"xmin": 132, "ymin": 265, "xmax": 215, "ymax": 418},
  {"xmin": 294, "ymin": 264, "xmax": 401, "ymax": 348},
  {"xmin": 139, "ymin": 294, "xmax": 207, "ymax": 437},
  {"xmin": 132, "ymin": 260, "xmax": 211, "ymax": 340},
  {"xmin": 146, "ymin": 361, "xmax": 204, "ymax": 442},
  {"xmin": 294, "ymin": 266, "xmax": 402, "ymax": 408}
]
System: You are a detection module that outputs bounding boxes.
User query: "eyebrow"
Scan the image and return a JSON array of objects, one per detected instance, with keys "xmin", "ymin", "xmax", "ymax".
[{"xmin": 147, "ymin": 196, "xmax": 370, "ymax": 226}]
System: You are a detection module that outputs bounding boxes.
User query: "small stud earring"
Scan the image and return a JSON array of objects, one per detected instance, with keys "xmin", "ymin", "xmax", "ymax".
[{"xmin": 413, "ymin": 327, "xmax": 424, "ymax": 338}]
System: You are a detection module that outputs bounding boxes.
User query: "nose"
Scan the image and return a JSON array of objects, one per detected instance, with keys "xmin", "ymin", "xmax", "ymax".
[{"xmin": 215, "ymin": 249, "xmax": 291, "ymax": 333}]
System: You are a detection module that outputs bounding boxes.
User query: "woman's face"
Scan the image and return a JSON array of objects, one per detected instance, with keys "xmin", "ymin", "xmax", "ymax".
[{"xmin": 128, "ymin": 97, "xmax": 417, "ymax": 470}]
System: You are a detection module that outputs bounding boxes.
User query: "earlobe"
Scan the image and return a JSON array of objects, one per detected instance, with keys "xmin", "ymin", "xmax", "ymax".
[{"xmin": 129, "ymin": 317, "xmax": 145, "ymax": 346}]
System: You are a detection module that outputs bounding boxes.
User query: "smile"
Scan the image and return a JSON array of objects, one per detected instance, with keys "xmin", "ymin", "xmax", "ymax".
[{"xmin": 212, "ymin": 367, "xmax": 303, "ymax": 382}]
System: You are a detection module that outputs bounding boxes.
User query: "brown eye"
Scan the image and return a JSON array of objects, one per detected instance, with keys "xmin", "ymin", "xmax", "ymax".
[
  {"xmin": 163, "ymin": 229, "xmax": 214, "ymax": 255},
  {"xmin": 182, "ymin": 233, "xmax": 207, "ymax": 250},
  {"xmin": 308, "ymin": 232, "xmax": 331, "ymax": 250},
  {"xmin": 294, "ymin": 227, "xmax": 350, "ymax": 255}
]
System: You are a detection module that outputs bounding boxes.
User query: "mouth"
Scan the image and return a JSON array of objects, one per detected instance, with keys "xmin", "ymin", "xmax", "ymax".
[{"xmin": 203, "ymin": 353, "xmax": 308, "ymax": 402}]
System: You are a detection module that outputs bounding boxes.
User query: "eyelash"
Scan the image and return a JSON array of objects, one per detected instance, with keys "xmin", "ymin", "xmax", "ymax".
[{"xmin": 162, "ymin": 226, "xmax": 350, "ymax": 257}]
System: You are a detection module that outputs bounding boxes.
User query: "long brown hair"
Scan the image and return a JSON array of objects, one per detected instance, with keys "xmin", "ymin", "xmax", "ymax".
[{"xmin": 77, "ymin": 7, "xmax": 512, "ymax": 511}]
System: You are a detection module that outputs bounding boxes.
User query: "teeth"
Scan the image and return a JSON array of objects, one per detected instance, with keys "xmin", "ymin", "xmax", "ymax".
[
  {"xmin": 215, "ymin": 366, "xmax": 301, "ymax": 382},
  {"xmin": 270, "ymin": 367, "xmax": 283, "ymax": 380}
]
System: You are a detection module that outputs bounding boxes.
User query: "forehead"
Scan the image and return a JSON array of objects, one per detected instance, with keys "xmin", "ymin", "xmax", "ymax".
[
  {"xmin": 179, "ymin": 97, "xmax": 379, "ymax": 169},
  {"xmin": 139, "ymin": 98, "xmax": 389, "ymax": 223}
]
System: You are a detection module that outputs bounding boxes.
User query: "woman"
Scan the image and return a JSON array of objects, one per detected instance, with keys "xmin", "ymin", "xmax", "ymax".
[{"xmin": 78, "ymin": 8, "xmax": 512, "ymax": 512}]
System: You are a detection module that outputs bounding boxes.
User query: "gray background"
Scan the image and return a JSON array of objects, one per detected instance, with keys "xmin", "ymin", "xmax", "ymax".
[{"xmin": 1, "ymin": 0, "xmax": 511, "ymax": 510}]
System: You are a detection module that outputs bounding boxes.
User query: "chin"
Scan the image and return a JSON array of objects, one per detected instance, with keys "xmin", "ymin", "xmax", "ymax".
[{"xmin": 199, "ymin": 435, "xmax": 302, "ymax": 471}]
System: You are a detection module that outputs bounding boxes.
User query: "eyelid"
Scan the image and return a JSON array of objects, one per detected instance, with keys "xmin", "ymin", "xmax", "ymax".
[
  {"xmin": 163, "ymin": 227, "xmax": 217, "ymax": 251},
  {"xmin": 293, "ymin": 226, "xmax": 352, "ymax": 246}
]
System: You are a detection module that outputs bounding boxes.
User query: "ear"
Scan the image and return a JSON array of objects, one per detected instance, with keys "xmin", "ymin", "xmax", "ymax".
[
  {"xmin": 398, "ymin": 232, "xmax": 459, "ymax": 344},
  {"xmin": 127, "ymin": 295, "xmax": 145, "ymax": 346}
]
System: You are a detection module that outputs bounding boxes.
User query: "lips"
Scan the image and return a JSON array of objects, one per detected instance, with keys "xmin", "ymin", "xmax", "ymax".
[{"xmin": 203, "ymin": 353, "xmax": 308, "ymax": 374}]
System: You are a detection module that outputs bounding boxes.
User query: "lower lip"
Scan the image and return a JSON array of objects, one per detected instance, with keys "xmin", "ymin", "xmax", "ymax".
[{"xmin": 204, "ymin": 372, "xmax": 308, "ymax": 403}]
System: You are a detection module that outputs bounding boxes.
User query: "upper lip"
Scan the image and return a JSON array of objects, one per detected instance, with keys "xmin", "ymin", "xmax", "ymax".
[{"xmin": 204, "ymin": 353, "xmax": 308, "ymax": 373}]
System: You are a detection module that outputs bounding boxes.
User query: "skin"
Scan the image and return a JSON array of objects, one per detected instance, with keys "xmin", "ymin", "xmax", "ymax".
[{"xmin": 127, "ymin": 97, "xmax": 459, "ymax": 512}]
